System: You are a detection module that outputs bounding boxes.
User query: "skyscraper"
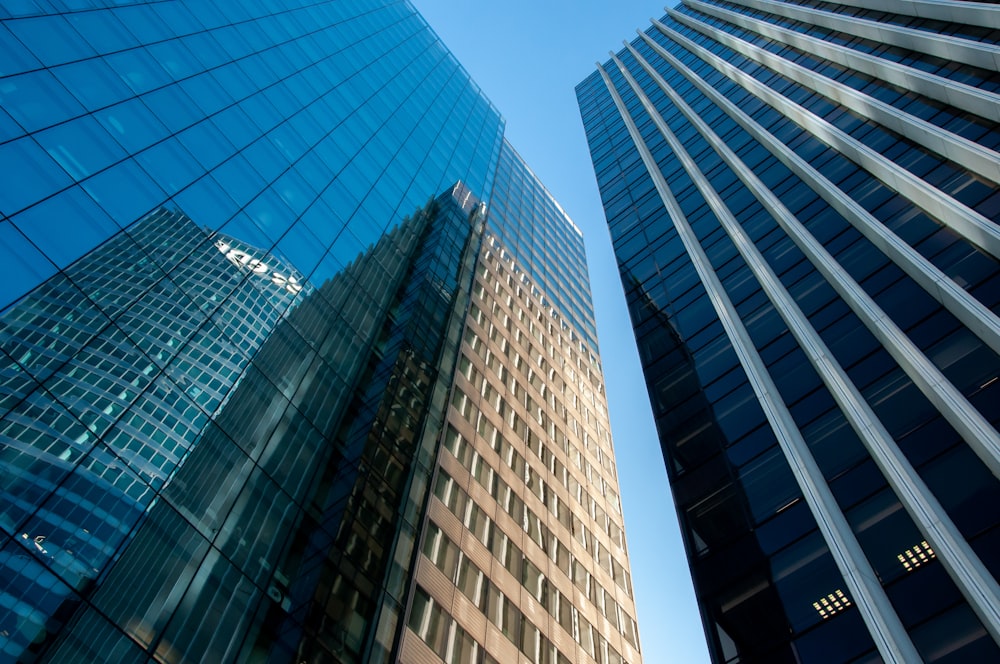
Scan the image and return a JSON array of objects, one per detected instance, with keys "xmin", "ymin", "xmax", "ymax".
[
  {"xmin": 404, "ymin": 141, "xmax": 640, "ymax": 664},
  {"xmin": 0, "ymin": 2, "xmax": 640, "ymax": 662},
  {"xmin": 577, "ymin": 1, "xmax": 1000, "ymax": 662}
]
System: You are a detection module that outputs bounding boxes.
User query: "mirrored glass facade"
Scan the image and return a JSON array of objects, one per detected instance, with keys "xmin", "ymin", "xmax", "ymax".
[
  {"xmin": 577, "ymin": 1, "xmax": 1000, "ymax": 662},
  {"xmin": 0, "ymin": 2, "xmax": 641, "ymax": 662}
]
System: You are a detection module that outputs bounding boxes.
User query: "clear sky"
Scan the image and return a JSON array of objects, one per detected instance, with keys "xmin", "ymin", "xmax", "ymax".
[{"xmin": 408, "ymin": 1, "xmax": 712, "ymax": 662}]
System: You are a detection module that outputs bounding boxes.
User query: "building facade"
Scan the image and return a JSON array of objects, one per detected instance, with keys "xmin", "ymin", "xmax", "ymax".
[
  {"xmin": 577, "ymin": 1, "xmax": 1000, "ymax": 662},
  {"xmin": 0, "ymin": 1, "xmax": 641, "ymax": 663},
  {"xmin": 402, "ymin": 141, "xmax": 641, "ymax": 664}
]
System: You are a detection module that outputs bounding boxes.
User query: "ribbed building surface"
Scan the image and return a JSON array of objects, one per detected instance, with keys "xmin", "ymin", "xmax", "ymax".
[
  {"xmin": 577, "ymin": 1, "xmax": 1000, "ymax": 662},
  {"xmin": 0, "ymin": 1, "xmax": 641, "ymax": 662}
]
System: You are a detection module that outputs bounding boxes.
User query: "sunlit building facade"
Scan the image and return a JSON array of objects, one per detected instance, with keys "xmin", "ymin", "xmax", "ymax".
[
  {"xmin": 403, "ymin": 142, "xmax": 641, "ymax": 664},
  {"xmin": 577, "ymin": 1, "xmax": 1000, "ymax": 662},
  {"xmin": 0, "ymin": 1, "xmax": 641, "ymax": 662}
]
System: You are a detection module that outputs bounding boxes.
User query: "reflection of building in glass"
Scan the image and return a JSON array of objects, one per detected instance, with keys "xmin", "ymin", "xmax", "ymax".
[
  {"xmin": 0, "ymin": 209, "xmax": 306, "ymax": 642},
  {"xmin": 0, "ymin": 2, "xmax": 641, "ymax": 662},
  {"xmin": 578, "ymin": 2, "xmax": 1000, "ymax": 662},
  {"xmin": 34, "ymin": 184, "xmax": 482, "ymax": 662},
  {"xmin": 1, "ymin": 207, "xmax": 306, "ymax": 659}
]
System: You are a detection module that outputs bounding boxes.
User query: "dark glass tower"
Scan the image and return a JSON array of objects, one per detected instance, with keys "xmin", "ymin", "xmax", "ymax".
[
  {"xmin": 0, "ymin": 1, "xmax": 641, "ymax": 662},
  {"xmin": 577, "ymin": 1, "xmax": 1000, "ymax": 662}
]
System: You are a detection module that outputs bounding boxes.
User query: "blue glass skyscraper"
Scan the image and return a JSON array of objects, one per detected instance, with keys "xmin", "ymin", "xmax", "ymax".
[
  {"xmin": 0, "ymin": 1, "xmax": 642, "ymax": 662},
  {"xmin": 578, "ymin": 1, "xmax": 1000, "ymax": 662}
]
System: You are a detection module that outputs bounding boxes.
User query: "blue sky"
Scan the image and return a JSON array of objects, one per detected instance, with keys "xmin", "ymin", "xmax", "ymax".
[{"xmin": 408, "ymin": 1, "xmax": 712, "ymax": 662}]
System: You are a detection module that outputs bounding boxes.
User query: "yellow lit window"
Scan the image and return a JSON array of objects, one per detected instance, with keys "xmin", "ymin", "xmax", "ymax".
[
  {"xmin": 898, "ymin": 540, "xmax": 936, "ymax": 572},
  {"xmin": 813, "ymin": 589, "xmax": 852, "ymax": 619}
]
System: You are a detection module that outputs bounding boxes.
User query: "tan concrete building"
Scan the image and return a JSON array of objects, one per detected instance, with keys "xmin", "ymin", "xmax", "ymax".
[{"xmin": 400, "ymin": 145, "xmax": 643, "ymax": 664}]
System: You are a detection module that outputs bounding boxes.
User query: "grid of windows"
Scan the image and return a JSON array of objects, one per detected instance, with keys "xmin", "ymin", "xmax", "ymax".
[
  {"xmin": 420, "ymin": 519, "xmax": 574, "ymax": 664},
  {"xmin": 407, "ymin": 586, "xmax": 501, "ymax": 664},
  {"xmin": 438, "ymin": 427, "xmax": 637, "ymax": 633},
  {"xmin": 405, "ymin": 181, "xmax": 642, "ymax": 663}
]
